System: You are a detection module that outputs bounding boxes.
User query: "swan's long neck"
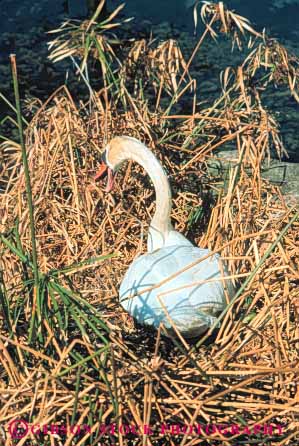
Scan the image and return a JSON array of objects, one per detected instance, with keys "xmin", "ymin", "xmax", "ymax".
[{"xmin": 118, "ymin": 138, "xmax": 173, "ymax": 251}]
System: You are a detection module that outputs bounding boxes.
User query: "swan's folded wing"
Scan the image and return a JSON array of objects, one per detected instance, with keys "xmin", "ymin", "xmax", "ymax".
[{"xmin": 119, "ymin": 245, "xmax": 233, "ymax": 336}]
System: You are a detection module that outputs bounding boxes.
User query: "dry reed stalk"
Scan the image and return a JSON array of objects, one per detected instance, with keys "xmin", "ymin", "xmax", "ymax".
[{"xmin": 1, "ymin": 2, "xmax": 299, "ymax": 444}]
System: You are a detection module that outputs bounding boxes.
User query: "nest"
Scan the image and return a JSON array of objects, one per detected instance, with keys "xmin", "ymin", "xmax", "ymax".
[{"xmin": 0, "ymin": 85, "xmax": 298, "ymax": 446}]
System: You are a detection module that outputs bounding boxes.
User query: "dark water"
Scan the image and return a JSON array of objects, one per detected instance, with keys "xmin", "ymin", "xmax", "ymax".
[
  {"xmin": 0, "ymin": 0, "xmax": 299, "ymax": 159},
  {"xmin": 110, "ymin": 0, "xmax": 299, "ymax": 39},
  {"xmin": 1, "ymin": 0, "xmax": 299, "ymax": 49}
]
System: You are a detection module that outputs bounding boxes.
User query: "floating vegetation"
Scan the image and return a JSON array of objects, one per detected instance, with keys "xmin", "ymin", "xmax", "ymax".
[{"xmin": 0, "ymin": 2, "xmax": 299, "ymax": 445}]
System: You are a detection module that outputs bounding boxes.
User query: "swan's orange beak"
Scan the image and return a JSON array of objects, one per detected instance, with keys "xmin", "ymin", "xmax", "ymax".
[{"xmin": 94, "ymin": 162, "xmax": 115, "ymax": 192}]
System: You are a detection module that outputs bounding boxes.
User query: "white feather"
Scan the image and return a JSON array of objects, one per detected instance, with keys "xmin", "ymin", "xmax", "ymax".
[{"xmin": 103, "ymin": 136, "xmax": 233, "ymax": 338}]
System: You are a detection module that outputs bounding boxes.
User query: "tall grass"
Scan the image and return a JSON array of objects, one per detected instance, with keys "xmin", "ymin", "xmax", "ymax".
[{"xmin": 1, "ymin": 58, "xmax": 113, "ymax": 354}]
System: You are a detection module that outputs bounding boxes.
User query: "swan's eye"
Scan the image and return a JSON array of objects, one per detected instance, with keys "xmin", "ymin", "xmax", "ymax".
[{"xmin": 101, "ymin": 150, "xmax": 108, "ymax": 165}]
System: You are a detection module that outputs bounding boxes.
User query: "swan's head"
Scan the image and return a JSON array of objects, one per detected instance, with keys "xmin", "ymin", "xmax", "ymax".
[{"xmin": 94, "ymin": 136, "xmax": 140, "ymax": 192}]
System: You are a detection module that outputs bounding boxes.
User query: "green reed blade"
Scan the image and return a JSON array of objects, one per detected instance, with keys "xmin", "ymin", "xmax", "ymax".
[
  {"xmin": 57, "ymin": 345, "xmax": 109, "ymax": 377},
  {"xmin": 10, "ymin": 55, "xmax": 39, "ymax": 292},
  {"xmin": 0, "ymin": 269, "xmax": 13, "ymax": 334}
]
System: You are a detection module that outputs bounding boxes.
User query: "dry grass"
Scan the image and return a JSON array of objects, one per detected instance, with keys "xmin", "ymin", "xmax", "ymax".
[{"xmin": 0, "ymin": 2, "xmax": 299, "ymax": 446}]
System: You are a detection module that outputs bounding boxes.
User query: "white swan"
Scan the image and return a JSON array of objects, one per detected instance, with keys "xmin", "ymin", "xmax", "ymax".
[{"xmin": 95, "ymin": 136, "xmax": 233, "ymax": 337}]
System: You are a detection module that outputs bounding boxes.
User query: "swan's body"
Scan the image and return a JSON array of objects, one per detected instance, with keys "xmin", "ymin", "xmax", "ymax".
[{"xmin": 95, "ymin": 136, "xmax": 232, "ymax": 337}]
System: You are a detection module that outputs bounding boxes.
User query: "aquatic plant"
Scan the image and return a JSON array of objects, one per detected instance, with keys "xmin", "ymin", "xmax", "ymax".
[{"xmin": 48, "ymin": 0, "xmax": 132, "ymax": 97}]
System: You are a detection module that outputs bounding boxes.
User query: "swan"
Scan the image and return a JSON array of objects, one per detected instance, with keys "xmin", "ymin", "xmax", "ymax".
[{"xmin": 95, "ymin": 136, "xmax": 233, "ymax": 337}]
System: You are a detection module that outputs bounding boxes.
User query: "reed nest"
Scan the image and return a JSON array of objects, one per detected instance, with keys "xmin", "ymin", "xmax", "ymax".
[{"xmin": 1, "ymin": 2, "xmax": 299, "ymax": 445}]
